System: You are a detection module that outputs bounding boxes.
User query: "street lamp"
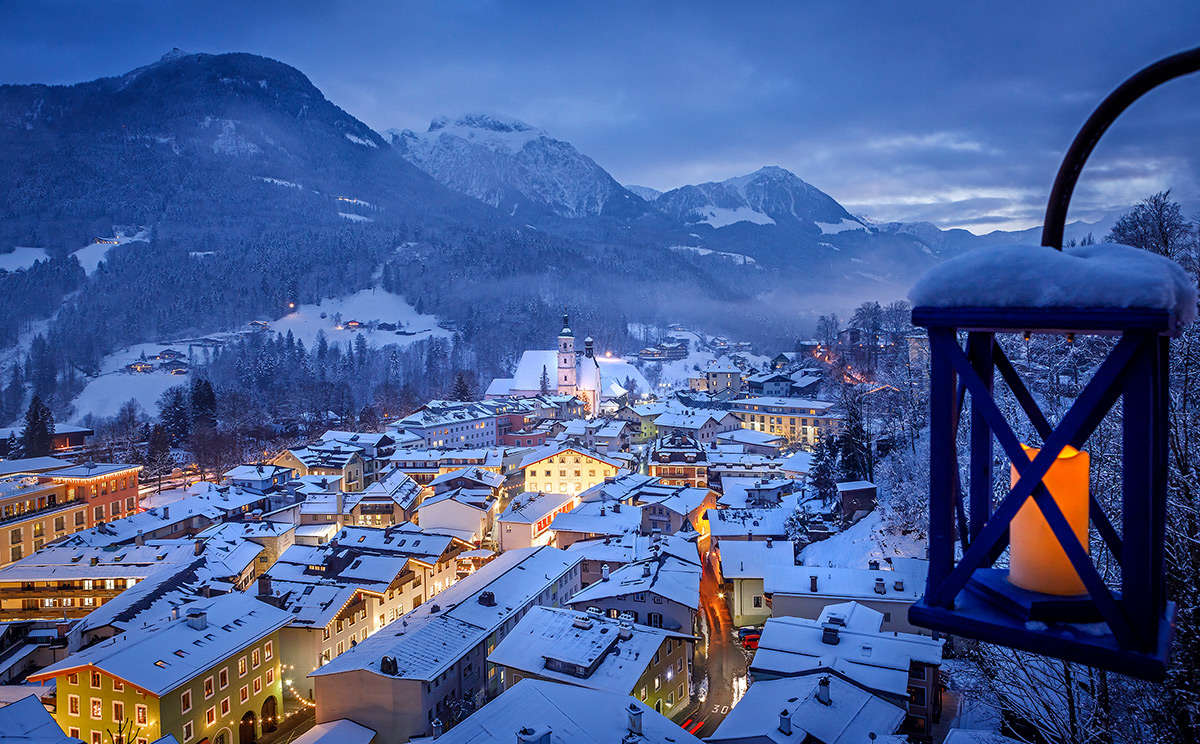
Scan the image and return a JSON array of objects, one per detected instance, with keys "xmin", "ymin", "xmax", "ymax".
[{"xmin": 906, "ymin": 47, "xmax": 1200, "ymax": 679}]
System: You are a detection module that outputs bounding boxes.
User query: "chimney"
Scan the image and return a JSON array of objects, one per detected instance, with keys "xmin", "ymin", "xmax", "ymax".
[
  {"xmin": 516, "ymin": 726, "xmax": 552, "ymax": 744},
  {"xmin": 894, "ymin": 579, "xmax": 905, "ymax": 591},
  {"xmin": 809, "ymin": 575, "xmax": 818, "ymax": 593},
  {"xmin": 778, "ymin": 708, "xmax": 793, "ymax": 735},
  {"xmin": 816, "ymin": 676, "xmax": 832, "ymax": 706},
  {"xmin": 612, "ymin": 501, "xmax": 620, "ymax": 513},
  {"xmin": 194, "ymin": 541, "xmax": 205, "ymax": 556},
  {"xmin": 618, "ymin": 620, "xmax": 634, "ymax": 640},
  {"xmin": 766, "ymin": 537, "xmax": 773, "ymax": 549},
  {"xmin": 600, "ymin": 506, "xmax": 606, "ymax": 516},
  {"xmin": 135, "ymin": 530, "xmax": 145, "ymax": 546},
  {"xmin": 601, "ymin": 563, "xmax": 611, "ymax": 581},
  {"xmin": 868, "ymin": 559, "xmax": 880, "ymax": 570},
  {"xmin": 627, "ymin": 703, "xmax": 643, "ymax": 735},
  {"xmin": 642, "ymin": 563, "xmax": 652, "ymax": 578},
  {"xmin": 186, "ymin": 609, "xmax": 207, "ymax": 630},
  {"xmin": 162, "ymin": 505, "xmax": 170, "ymax": 520},
  {"xmin": 90, "ymin": 556, "xmax": 99, "ymax": 566},
  {"xmin": 478, "ymin": 591, "xmax": 497, "ymax": 607},
  {"xmin": 257, "ymin": 575, "xmax": 272, "ymax": 597},
  {"xmin": 380, "ymin": 656, "xmax": 398, "ymax": 675},
  {"xmin": 874, "ymin": 577, "xmax": 886, "ymax": 595},
  {"xmin": 821, "ymin": 623, "xmax": 840, "ymax": 645}
]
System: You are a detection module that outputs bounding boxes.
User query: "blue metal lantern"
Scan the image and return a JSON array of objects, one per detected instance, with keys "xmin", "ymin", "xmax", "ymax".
[{"xmin": 906, "ymin": 47, "xmax": 1200, "ymax": 679}]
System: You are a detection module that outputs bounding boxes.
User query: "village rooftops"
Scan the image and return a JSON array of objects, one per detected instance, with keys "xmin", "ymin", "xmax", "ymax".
[
  {"xmin": 331, "ymin": 524, "xmax": 460, "ymax": 566},
  {"xmin": 28, "ymin": 592, "xmax": 290, "ymax": 695},
  {"xmin": 569, "ymin": 555, "xmax": 701, "ymax": 613},
  {"xmin": 564, "ymin": 532, "xmax": 700, "ymax": 567},
  {"xmin": 750, "ymin": 602, "xmax": 943, "ymax": 697},
  {"xmin": 0, "ymin": 693, "xmax": 79, "ymax": 744},
  {"xmin": 222, "ymin": 463, "xmax": 293, "ymax": 482},
  {"xmin": 764, "ymin": 562, "xmax": 927, "ymax": 603},
  {"xmin": 717, "ymin": 539, "xmax": 797, "ymax": 580},
  {"xmin": 707, "ymin": 674, "xmax": 904, "ymax": 744},
  {"xmin": 417, "ymin": 487, "xmax": 494, "ymax": 513},
  {"xmin": 429, "ymin": 466, "xmax": 505, "ymax": 490},
  {"xmin": 716, "ymin": 428, "xmax": 786, "ymax": 447},
  {"xmin": 417, "ymin": 678, "xmax": 704, "ymax": 744},
  {"xmin": 498, "ymin": 491, "xmax": 576, "ymax": 525},
  {"xmin": 518, "ymin": 444, "xmax": 623, "ymax": 470},
  {"xmin": 0, "ymin": 456, "xmax": 74, "ymax": 477},
  {"xmin": 488, "ymin": 606, "xmax": 690, "ymax": 695},
  {"xmin": 44, "ymin": 461, "xmax": 141, "ymax": 480},
  {"xmin": 577, "ymin": 473, "xmax": 659, "ymax": 502},
  {"xmin": 308, "ymin": 546, "xmax": 581, "ymax": 682},
  {"xmin": 708, "ymin": 493, "xmax": 800, "ymax": 539},
  {"xmin": 549, "ymin": 498, "xmax": 642, "ymax": 536},
  {"xmin": 731, "ymin": 396, "xmax": 839, "ymax": 413},
  {"xmin": 75, "ymin": 557, "xmax": 212, "ymax": 636},
  {"xmin": 0, "ymin": 543, "xmax": 199, "ymax": 583}
]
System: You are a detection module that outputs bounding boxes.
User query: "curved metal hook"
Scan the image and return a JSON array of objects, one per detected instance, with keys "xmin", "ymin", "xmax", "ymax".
[{"xmin": 1042, "ymin": 46, "xmax": 1200, "ymax": 249}]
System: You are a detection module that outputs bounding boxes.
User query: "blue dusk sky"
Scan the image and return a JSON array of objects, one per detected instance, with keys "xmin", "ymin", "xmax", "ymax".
[{"xmin": 3, "ymin": 0, "xmax": 1198, "ymax": 232}]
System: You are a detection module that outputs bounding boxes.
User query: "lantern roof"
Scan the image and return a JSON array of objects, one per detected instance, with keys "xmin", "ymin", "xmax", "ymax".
[{"xmin": 909, "ymin": 242, "xmax": 1196, "ymax": 334}]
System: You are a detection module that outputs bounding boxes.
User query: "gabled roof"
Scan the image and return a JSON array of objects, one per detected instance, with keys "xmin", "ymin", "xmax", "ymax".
[
  {"xmin": 518, "ymin": 444, "xmax": 622, "ymax": 470},
  {"xmin": 498, "ymin": 491, "xmax": 576, "ymax": 524},
  {"xmin": 568, "ymin": 555, "xmax": 701, "ymax": 612},
  {"xmin": 29, "ymin": 593, "xmax": 290, "ymax": 695},
  {"xmin": 429, "ymin": 466, "xmax": 504, "ymax": 490}
]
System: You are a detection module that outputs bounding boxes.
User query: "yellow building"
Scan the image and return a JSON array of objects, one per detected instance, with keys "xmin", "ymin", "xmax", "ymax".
[
  {"xmin": 519, "ymin": 445, "xmax": 623, "ymax": 496},
  {"xmin": 30, "ymin": 593, "xmax": 290, "ymax": 744},
  {"xmin": 273, "ymin": 446, "xmax": 365, "ymax": 492},
  {"xmin": 731, "ymin": 396, "xmax": 842, "ymax": 446}
]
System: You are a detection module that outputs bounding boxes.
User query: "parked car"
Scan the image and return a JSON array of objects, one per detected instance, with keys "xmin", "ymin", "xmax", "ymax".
[
  {"xmin": 741, "ymin": 633, "xmax": 761, "ymax": 650},
  {"xmin": 737, "ymin": 626, "xmax": 762, "ymax": 641}
]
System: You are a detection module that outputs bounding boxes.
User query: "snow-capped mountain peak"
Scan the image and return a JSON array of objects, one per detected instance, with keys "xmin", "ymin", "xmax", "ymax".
[{"xmin": 388, "ymin": 113, "xmax": 646, "ymax": 218}]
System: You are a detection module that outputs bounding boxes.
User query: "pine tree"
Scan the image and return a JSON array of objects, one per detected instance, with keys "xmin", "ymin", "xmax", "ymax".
[
  {"xmin": 837, "ymin": 390, "xmax": 872, "ymax": 482},
  {"xmin": 810, "ymin": 433, "xmax": 838, "ymax": 505},
  {"xmin": 158, "ymin": 386, "xmax": 191, "ymax": 444},
  {"xmin": 452, "ymin": 371, "xmax": 473, "ymax": 402},
  {"xmin": 189, "ymin": 378, "xmax": 217, "ymax": 431},
  {"xmin": 539, "ymin": 365, "xmax": 550, "ymax": 395},
  {"xmin": 20, "ymin": 395, "xmax": 54, "ymax": 457}
]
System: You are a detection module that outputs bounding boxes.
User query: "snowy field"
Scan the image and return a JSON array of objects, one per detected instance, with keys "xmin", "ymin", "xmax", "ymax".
[
  {"xmin": 798, "ymin": 510, "xmax": 925, "ymax": 568},
  {"xmin": 69, "ymin": 342, "xmax": 196, "ymax": 422},
  {"xmin": 268, "ymin": 288, "xmax": 449, "ymax": 349},
  {"xmin": 0, "ymin": 247, "xmax": 51, "ymax": 272},
  {"xmin": 72, "ymin": 229, "xmax": 151, "ymax": 275}
]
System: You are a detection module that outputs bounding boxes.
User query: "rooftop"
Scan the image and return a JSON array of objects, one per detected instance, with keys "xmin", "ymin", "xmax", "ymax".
[
  {"xmin": 498, "ymin": 491, "xmax": 576, "ymax": 525},
  {"xmin": 569, "ymin": 555, "xmax": 701, "ymax": 614}
]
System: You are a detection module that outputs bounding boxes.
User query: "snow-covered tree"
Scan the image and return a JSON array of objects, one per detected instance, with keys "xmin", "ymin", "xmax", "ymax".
[
  {"xmin": 539, "ymin": 364, "xmax": 550, "ymax": 395},
  {"xmin": 20, "ymin": 395, "xmax": 54, "ymax": 457}
]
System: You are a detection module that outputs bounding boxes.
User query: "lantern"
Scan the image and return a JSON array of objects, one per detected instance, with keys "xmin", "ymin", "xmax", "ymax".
[{"xmin": 906, "ymin": 46, "xmax": 1200, "ymax": 679}]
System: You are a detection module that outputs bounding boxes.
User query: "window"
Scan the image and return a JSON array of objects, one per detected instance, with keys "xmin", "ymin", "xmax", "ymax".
[
  {"xmin": 239, "ymin": 685, "xmax": 249, "ymax": 703},
  {"xmin": 253, "ymin": 676, "xmax": 262, "ymax": 694},
  {"xmin": 92, "ymin": 732, "xmax": 101, "ymax": 744},
  {"xmin": 68, "ymin": 728, "xmax": 79, "ymax": 739},
  {"xmin": 204, "ymin": 676, "xmax": 214, "ymax": 698},
  {"xmin": 136, "ymin": 704, "xmax": 147, "ymax": 725},
  {"xmin": 266, "ymin": 667, "xmax": 274, "ymax": 685},
  {"xmin": 238, "ymin": 656, "xmax": 247, "ymax": 677},
  {"xmin": 90, "ymin": 671, "xmax": 102, "ymax": 689},
  {"xmin": 181, "ymin": 689, "xmax": 192, "ymax": 714},
  {"xmin": 68, "ymin": 695, "xmax": 80, "ymax": 716},
  {"xmin": 182, "ymin": 721, "xmax": 193, "ymax": 743},
  {"xmin": 252, "ymin": 649, "xmax": 260, "ymax": 668},
  {"xmin": 264, "ymin": 639, "xmax": 274, "ymax": 661},
  {"xmin": 909, "ymin": 686, "xmax": 928, "ymax": 707},
  {"xmin": 753, "ymin": 595, "xmax": 763, "ymax": 608},
  {"xmin": 90, "ymin": 697, "xmax": 102, "ymax": 719},
  {"xmin": 220, "ymin": 697, "xmax": 230, "ymax": 716},
  {"xmin": 68, "ymin": 673, "xmax": 78, "ymax": 685},
  {"xmin": 113, "ymin": 701, "xmax": 124, "ymax": 722},
  {"xmin": 218, "ymin": 668, "xmax": 229, "ymax": 689},
  {"xmin": 206, "ymin": 706, "xmax": 216, "ymax": 725},
  {"xmin": 113, "ymin": 679, "xmax": 124, "ymax": 692}
]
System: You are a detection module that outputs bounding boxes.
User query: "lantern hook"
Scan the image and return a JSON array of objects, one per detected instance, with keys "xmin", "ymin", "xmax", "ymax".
[{"xmin": 1042, "ymin": 46, "xmax": 1200, "ymax": 250}]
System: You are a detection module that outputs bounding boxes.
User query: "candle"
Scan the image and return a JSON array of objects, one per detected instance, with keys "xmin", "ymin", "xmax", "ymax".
[{"xmin": 1009, "ymin": 444, "xmax": 1090, "ymax": 596}]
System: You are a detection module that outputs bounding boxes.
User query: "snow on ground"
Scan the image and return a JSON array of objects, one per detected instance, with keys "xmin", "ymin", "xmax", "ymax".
[
  {"xmin": 338, "ymin": 212, "xmax": 373, "ymax": 223},
  {"xmin": 816, "ymin": 218, "xmax": 868, "ymax": 234},
  {"xmin": 668, "ymin": 245, "xmax": 757, "ymax": 266},
  {"xmin": 267, "ymin": 288, "xmax": 449, "ymax": 350},
  {"xmin": 798, "ymin": 510, "xmax": 925, "ymax": 568},
  {"xmin": 72, "ymin": 229, "xmax": 150, "ymax": 276},
  {"xmin": 69, "ymin": 342, "xmax": 193, "ymax": 422},
  {"xmin": 254, "ymin": 176, "xmax": 302, "ymax": 189},
  {"xmin": 698, "ymin": 206, "xmax": 775, "ymax": 228},
  {"xmin": 0, "ymin": 247, "xmax": 50, "ymax": 272}
]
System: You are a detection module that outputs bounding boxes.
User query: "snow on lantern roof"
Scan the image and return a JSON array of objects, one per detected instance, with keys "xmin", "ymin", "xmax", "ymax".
[{"xmin": 909, "ymin": 242, "xmax": 1197, "ymax": 328}]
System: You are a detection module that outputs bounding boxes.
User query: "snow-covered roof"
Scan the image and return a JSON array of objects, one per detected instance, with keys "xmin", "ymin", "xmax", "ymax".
[
  {"xmin": 291, "ymin": 719, "xmax": 377, "ymax": 744},
  {"xmin": 510, "ymin": 350, "xmax": 559, "ymax": 392},
  {"xmin": 716, "ymin": 539, "xmax": 796, "ymax": 580},
  {"xmin": 764, "ymin": 562, "xmax": 926, "ymax": 603},
  {"xmin": 568, "ymin": 555, "xmax": 701, "ymax": 612},
  {"xmin": 429, "ymin": 466, "xmax": 504, "ymax": 490},
  {"xmin": 0, "ymin": 543, "xmax": 198, "ymax": 582},
  {"xmin": 781, "ymin": 450, "xmax": 814, "ymax": 475},
  {"xmin": 750, "ymin": 602, "xmax": 943, "ymax": 697},
  {"xmin": 518, "ymin": 443, "xmax": 623, "ymax": 470},
  {"xmin": 716, "ymin": 428, "xmax": 786, "ymax": 446},
  {"xmin": 837, "ymin": 480, "xmax": 876, "ymax": 491},
  {"xmin": 564, "ymin": 532, "xmax": 700, "ymax": 567},
  {"xmin": 0, "ymin": 457, "xmax": 73, "ymax": 477},
  {"xmin": 707, "ymin": 674, "xmax": 904, "ymax": 744},
  {"xmin": 549, "ymin": 498, "xmax": 642, "ymax": 537},
  {"xmin": 909, "ymin": 242, "xmax": 1198, "ymax": 329},
  {"xmin": 29, "ymin": 593, "xmax": 290, "ymax": 695},
  {"xmin": 309, "ymin": 546, "xmax": 581, "ymax": 682},
  {"xmin": 732, "ymin": 397, "xmax": 837, "ymax": 413},
  {"xmin": 0, "ymin": 693, "xmax": 78, "ymax": 744},
  {"xmin": 223, "ymin": 464, "xmax": 293, "ymax": 481},
  {"xmin": 485, "ymin": 377, "xmax": 514, "ymax": 397},
  {"xmin": 488, "ymin": 607, "xmax": 688, "ymax": 695},
  {"xmin": 498, "ymin": 491, "xmax": 576, "ymax": 524},
  {"xmin": 46, "ymin": 462, "xmax": 141, "ymax": 479},
  {"xmin": 709, "ymin": 494, "xmax": 799, "ymax": 538},
  {"xmin": 422, "ymin": 678, "xmax": 704, "ymax": 744}
]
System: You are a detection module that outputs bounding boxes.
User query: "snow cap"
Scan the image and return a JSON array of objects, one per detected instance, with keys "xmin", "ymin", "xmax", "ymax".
[{"xmin": 909, "ymin": 242, "xmax": 1197, "ymax": 328}]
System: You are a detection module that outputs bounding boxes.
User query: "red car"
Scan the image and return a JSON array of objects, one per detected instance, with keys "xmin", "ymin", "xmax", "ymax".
[{"xmin": 741, "ymin": 633, "xmax": 761, "ymax": 650}]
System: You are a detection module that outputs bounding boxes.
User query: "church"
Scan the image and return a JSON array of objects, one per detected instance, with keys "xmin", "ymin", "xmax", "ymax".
[{"xmin": 486, "ymin": 315, "xmax": 649, "ymax": 415}]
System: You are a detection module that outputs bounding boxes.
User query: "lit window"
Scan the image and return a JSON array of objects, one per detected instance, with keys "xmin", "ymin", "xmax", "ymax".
[{"xmin": 180, "ymin": 689, "xmax": 192, "ymax": 714}]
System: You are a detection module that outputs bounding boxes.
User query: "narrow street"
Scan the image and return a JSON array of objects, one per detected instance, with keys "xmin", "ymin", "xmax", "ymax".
[{"xmin": 680, "ymin": 549, "xmax": 748, "ymax": 738}]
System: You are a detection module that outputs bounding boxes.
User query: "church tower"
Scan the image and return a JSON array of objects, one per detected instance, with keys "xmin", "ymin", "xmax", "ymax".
[{"xmin": 557, "ymin": 313, "xmax": 577, "ymax": 396}]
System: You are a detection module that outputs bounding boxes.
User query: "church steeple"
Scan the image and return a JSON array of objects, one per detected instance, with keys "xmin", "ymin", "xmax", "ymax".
[
  {"xmin": 557, "ymin": 311, "xmax": 577, "ymax": 395},
  {"xmin": 560, "ymin": 313, "xmax": 573, "ymax": 337}
]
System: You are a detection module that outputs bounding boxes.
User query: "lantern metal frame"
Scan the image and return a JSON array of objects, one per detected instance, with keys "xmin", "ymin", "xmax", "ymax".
[{"xmin": 907, "ymin": 46, "xmax": 1200, "ymax": 680}]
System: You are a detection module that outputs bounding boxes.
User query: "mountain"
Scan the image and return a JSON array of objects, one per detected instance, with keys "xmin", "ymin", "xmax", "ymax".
[
  {"xmin": 654, "ymin": 166, "xmax": 868, "ymax": 232},
  {"xmin": 387, "ymin": 114, "xmax": 646, "ymax": 219},
  {"xmin": 625, "ymin": 185, "xmax": 662, "ymax": 202}
]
